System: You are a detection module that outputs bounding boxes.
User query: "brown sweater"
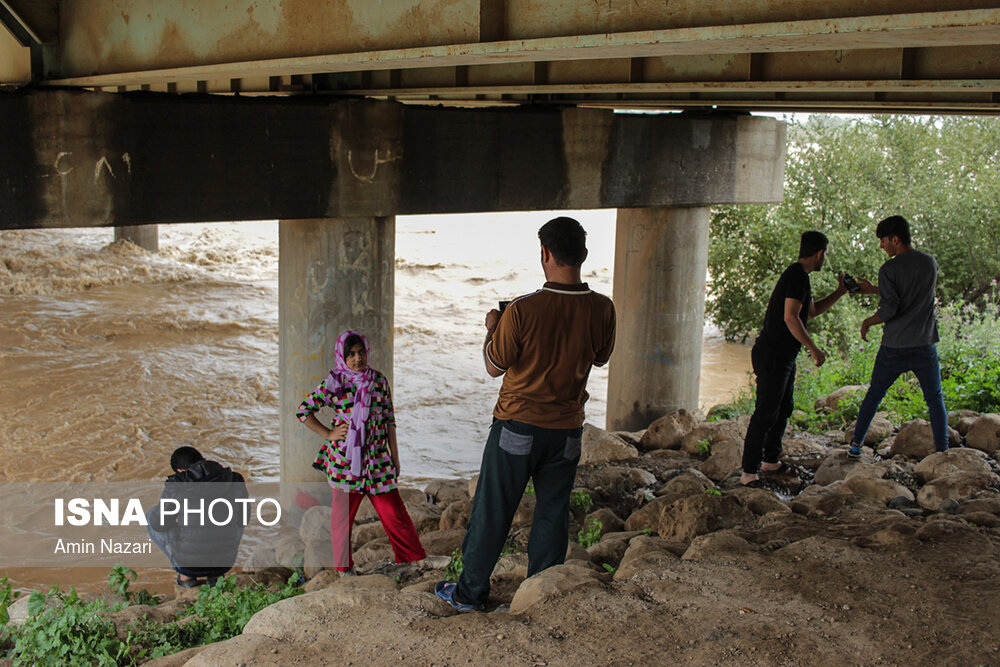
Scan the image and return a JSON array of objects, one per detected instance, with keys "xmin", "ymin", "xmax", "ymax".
[{"xmin": 487, "ymin": 282, "xmax": 616, "ymax": 429}]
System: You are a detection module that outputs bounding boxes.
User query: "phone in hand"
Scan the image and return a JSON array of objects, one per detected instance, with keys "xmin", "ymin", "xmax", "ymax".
[
  {"xmin": 843, "ymin": 273, "xmax": 861, "ymax": 293},
  {"xmin": 499, "ymin": 300, "xmax": 510, "ymax": 315}
]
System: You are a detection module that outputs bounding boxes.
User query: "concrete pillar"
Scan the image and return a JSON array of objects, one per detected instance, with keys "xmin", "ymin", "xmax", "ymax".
[
  {"xmin": 279, "ymin": 217, "xmax": 395, "ymax": 516},
  {"xmin": 114, "ymin": 225, "xmax": 158, "ymax": 252},
  {"xmin": 607, "ymin": 207, "xmax": 710, "ymax": 432}
]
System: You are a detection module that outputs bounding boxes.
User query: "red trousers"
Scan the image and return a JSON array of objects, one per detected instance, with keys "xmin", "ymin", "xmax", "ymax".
[{"xmin": 330, "ymin": 489, "xmax": 426, "ymax": 571}]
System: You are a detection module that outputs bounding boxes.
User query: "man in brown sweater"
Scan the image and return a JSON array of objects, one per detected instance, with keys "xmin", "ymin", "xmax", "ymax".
[{"xmin": 436, "ymin": 216, "xmax": 616, "ymax": 611}]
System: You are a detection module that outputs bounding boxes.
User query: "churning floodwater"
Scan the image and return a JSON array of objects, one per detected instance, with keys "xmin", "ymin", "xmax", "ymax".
[{"xmin": 0, "ymin": 211, "xmax": 751, "ymax": 487}]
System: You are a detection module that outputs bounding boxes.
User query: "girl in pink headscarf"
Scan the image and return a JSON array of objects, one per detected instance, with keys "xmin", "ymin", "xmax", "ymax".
[{"xmin": 296, "ymin": 330, "xmax": 426, "ymax": 573}]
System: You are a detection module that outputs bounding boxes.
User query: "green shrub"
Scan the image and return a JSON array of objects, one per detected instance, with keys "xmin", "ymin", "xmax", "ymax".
[
  {"xmin": 570, "ymin": 490, "xmax": 594, "ymax": 514},
  {"xmin": 444, "ymin": 548, "xmax": 464, "ymax": 583},
  {"xmin": 576, "ymin": 518, "xmax": 603, "ymax": 549}
]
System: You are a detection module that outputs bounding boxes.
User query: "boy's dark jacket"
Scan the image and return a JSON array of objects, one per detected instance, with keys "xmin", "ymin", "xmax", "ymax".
[{"xmin": 148, "ymin": 459, "xmax": 248, "ymax": 573}]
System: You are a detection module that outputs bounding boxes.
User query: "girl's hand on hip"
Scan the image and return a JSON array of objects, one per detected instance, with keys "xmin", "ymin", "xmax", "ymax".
[{"xmin": 328, "ymin": 422, "xmax": 349, "ymax": 441}]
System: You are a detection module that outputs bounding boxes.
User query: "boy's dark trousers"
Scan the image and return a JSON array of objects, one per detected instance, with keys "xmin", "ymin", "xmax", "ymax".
[
  {"xmin": 454, "ymin": 418, "xmax": 583, "ymax": 607},
  {"xmin": 741, "ymin": 343, "xmax": 796, "ymax": 475}
]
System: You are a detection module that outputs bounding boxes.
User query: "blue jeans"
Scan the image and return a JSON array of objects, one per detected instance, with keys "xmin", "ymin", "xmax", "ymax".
[{"xmin": 852, "ymin": 344, "xmax": 948, "ymax": 451}]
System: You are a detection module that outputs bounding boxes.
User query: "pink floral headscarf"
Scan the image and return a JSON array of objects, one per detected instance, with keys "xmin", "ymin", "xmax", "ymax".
[{"xmin": 325, "ymin": 330, "xmax": 376, "ymax": 476}]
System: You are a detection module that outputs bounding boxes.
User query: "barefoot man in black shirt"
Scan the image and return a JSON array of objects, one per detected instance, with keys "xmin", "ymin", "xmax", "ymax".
[{"xmin": 741, "ymin": 231, "xmax": 848, "ymax": 488}]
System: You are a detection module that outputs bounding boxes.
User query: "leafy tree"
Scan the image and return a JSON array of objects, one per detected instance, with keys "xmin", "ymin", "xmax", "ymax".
[{"xmin": 709, "ymin": 115, "xmax": 1000, "ymax": 351}]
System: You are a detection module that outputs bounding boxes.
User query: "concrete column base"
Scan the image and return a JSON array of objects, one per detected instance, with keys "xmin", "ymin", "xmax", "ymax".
[
  {"xmin": 607, "ymin": 207, "xmax": 710, "ymax": 432},
  {"xmin": 114, "ymin": 225, "xmax": 158, "ymax": 252},
  {"xmin": 278, "ymin": 216, "xmax": 395, "ymax": 520}
]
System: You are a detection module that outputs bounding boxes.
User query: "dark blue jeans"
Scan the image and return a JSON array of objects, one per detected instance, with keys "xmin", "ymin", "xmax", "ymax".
[
  {"xmin": 146, "ymin": 508, "xmax": 230, "ymax": 579},
  {"xmin": 454, "ymin": 418, "xmax": 582, "ymax": 607},
  {"xmin": 852, "ymin": 344, "xmax": 948, "ymax": 451}
]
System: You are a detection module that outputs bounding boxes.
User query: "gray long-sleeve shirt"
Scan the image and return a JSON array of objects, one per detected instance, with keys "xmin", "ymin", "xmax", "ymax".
[{"xmin": 876, "ymin": 249, "xmax": 939, "ymax": 348}]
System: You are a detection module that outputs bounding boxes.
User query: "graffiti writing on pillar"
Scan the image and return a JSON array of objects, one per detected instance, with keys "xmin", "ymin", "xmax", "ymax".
[
  {"xmin": 645, "ymin": 345, "xmax": 675, "ymax": 366},
  {"xmin": 52, "ymin": 152, "xmax": 133, "ymax": 183},
  {"xmin": 347, "ymin": 148, "xmax": 401, "ymax": 184}
]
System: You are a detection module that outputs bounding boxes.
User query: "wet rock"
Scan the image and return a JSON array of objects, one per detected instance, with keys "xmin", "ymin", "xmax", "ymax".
[
  {"xmin": 657, "ymin": 493, "xmax": 754, "ymax": 543},
  {"xmin": 638, "ymin": 409, "xmax": 700, "ymax": 450},
  {"xmin": 679, "ymin": 417, "xmax": 750, "ymax": 456},
  {"xmin": 888, "ymin": 495, "xmax": 918, "ymax": 509},
  {"xmin": 846, "ymin": 415, "xmax": 894, "ymax": 446},
  {"xmin": 966, "ymin": 414, "xmax": 1000, "ymax": 455},
  {"xmin": 581, "ymin": 423, "xmax": 639, "ymax": 465},
  {"xmin": 914, "ymin": 448, "xmax": 993, "ymax": 483},
  {"xmin": 814, "ymin": 385, "xmax": 867, "ymax": 411},
  {"xmin": 839, "ymin": 475, "xmax": 914, "ymax": 504},
  {"xmin": 439, "ymin": 498, "xmax": 472, "ymax": 531},
  {"xmin": 587, "ymin": 538, "xmax": 628, "ymax": 567},
  {"xmin": 889, "ymin": 419, "xmax": 960, "ymax": 459},
  {"xmin": 509, "ymin": 562, "xmax": 605, "ymax": 614},
  {"xmin": 585, "ymin": 507, "xmax": 624, "ymax": 534},
  {"xmin": 681, "ymin": 530, "xmax": 756, "ymax": 562},
  {"xmin": 613, "ymin": 536, "xmax": 681, "ymax": 580},
  {"xmin": 916, "ymin": 471, "xmax": 1000, "ymax": 511},
  {"xmin": 697, "ymin": 438, "xmax": 742, "ymax": 482},
  {"xmin": 814, "ymin": 449, "xmax": 868, "ymax": 486},
  {"xmin": 423, "ymin": 478, "xmax": 469, "ymax": 505}
]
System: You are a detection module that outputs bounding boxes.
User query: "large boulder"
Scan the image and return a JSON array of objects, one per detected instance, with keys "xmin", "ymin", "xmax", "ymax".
[
  {"xmin": 577, "ymin": 466, "xmax": 657, "ymax": 499},
  {"xmin": 679, "ymin": 417, "xmax": 750, "ymax": 456},
  {"xmin": 417, "ymin": 529, "xmax": 465, "ymax": 557},
  {"xmin": 509, "ymin": 562, "xmax": 604, "ymax": 614},
  {"xmin": 814, "ymin": 449, "xmax": 868, "ymax": 486},
  {"xmin": 846, "ymin": 415, "xmax": 894, "ymax": 446},
  {"xmin": 728, "ymin": 486, "xmax": 792, "ymax": 516},
  {"xmin": 697, "ymin": 438, "xmax": 742, "ymax": 482},
  {"xmin": 839, "ymin": 475, "xmax": 914, "ymax": 504},
  {"xmin": 299, "ymin": 505, "xmax": 333, "ymax": 544},
  {"xmin": 914, "ymin": 448, "xmax": 994, "ymax": 483},
  {"xmin": 584, "ymin": 507, "xmax": 625, "ymax": 534},
  {"xmin": 587, "ymin": 538, "xmax": 629, "ymax": 568},
  {"xmin": 639, "ymin": 409, "xmax": 700, "ymax": 450},
  {"xmin": 423, "ymin": 478, "xmax": 469, "ymax": 506},
  {"xmin": 613, "ymin": 536, "xmax": 681, "ymax": 580},
  {"xmin": 789, "ymin": 482, "xmax": 844, "ymax": 515},
  {"xmin": 916, "ymin": 472, "xmax": 1000, "ymax": 511},
  {"xmin": 656, "ymin": 493, "xmax": 753, "ymax": 543},
  {"xmin": 890, "ymin": 419, "xmax": 960, "ymax": 459},
  {"xmin": 352, "ymin": 520, "xmax": 386, "ymax": 548},
  {"xmin": 814, "ymin": 385, "xmax": 867, "ymax": 411},
  {"xmin": 624, "ymin": 496, "xmax": 673, "ymax": 533},
  {"xmin": 781, "ymin": 436, "xmax": 829, "ymax": 457},
  {"xmin": 654, "ymin": 469, "xmax": 715, "ymax": 502},
  {"xmin": 681, "ymin": 530, "xmax": 756, "ymax": 562},
  {"xmin": 966, "ymin": 414, "xmax": 1000, "ymax": 455},
  {"xmin": 438, "ymin": 498, "xmax": 472, "ymax": 531},
  {"xmin": 581, "ymin": 423, "xmax": 639, "ymax": 464}
]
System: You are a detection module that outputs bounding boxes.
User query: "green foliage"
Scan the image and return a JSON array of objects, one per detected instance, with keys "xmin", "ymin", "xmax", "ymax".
[
  {"xmin": 2, "ymin": 571, "xmax": 303, "ymax": 665},
  {"xmin": 576, "ymin": 518, "xmax": 603, "ymax": 549},
  {"xmin": 0, "ymin": 577, "xmax": 19, "ymax": 626},
  {"xmin": 569, "ymin": 490, "xmax": 594, "ymax": 514},
  {"xmin": 524, "ymin": 480, "xmax": 535, "ymax": 497},
  {"xmin": 725, "ymin": 300, "xmax": 1000, "ymax": 430},
  {"xmin": 601, "ymin": 563, "xmax": 617, "ymax": 575},
  {"xmin": 444, "ymin": 548, "xmax": 464, "ymax": 583},
  {"xmin": 709, "ymin": 115, "xmax": 1000, "ymax": 351},
  {"xmin": 704, "ymin": 488, "xmax": 722, "ymax": 497},
  {"xmin": 109, "ymin": 564, "xmax": 158, "ymax": 607},
  {"xmin": 693, "ymin": 437, "xmax": 713, "ymax": 457}
]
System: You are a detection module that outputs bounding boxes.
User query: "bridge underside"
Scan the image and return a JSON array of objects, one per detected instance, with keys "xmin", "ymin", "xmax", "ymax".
[{"xmin": 3, "ymin": 1, "xmax": 1000, "ymax": 113}]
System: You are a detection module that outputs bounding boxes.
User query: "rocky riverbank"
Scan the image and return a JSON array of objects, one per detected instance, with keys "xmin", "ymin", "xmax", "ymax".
[{"xmin": 15, "ymin": 400, "xmax": 1000, "ymax": 665}]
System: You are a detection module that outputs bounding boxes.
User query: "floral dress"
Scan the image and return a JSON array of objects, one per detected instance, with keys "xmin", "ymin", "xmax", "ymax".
[{"xmin": 296, "ymin": 370, "xmax": 398, "ymax": 494}]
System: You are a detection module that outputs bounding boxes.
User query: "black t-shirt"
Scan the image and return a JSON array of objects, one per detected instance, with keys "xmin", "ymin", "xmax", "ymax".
[{"xmin": 756, "ymin": 262, "xmax": 811, "ymax": 362}]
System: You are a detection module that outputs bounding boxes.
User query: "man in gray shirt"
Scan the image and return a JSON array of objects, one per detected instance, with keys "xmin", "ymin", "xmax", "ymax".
[{"xmin": 848, "ymin": 215, "xmax": 948, "ymax": 459}]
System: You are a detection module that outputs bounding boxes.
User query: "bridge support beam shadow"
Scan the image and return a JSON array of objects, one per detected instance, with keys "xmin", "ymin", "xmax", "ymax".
[
  {"xmin": 608, "ymin": 207, "xmax": 710, "ymax": 432},
  {"xmin": 114, "ymin": 225, "xmax": 158, "ymax": 252},
  {"xmin": 278, "ymin": 216, "xmax": 395, "ymax": 518}
]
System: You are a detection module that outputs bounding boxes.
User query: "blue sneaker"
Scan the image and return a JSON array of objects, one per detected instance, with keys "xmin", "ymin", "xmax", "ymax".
[
  {"xmin": 847, "ymin": 444, "xmax": 862, "ymax": 460},
  {"xmin": 434, "ymin": 581, "xmax": 483, "ymax": 612}
]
